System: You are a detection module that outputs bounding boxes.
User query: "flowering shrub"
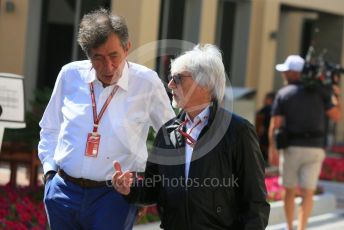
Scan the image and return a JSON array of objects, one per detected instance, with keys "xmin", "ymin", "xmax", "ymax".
[
  {"xmin": 136, "ymin": 206, "xmax": 160, "ymax": 225},
  {"xmin": 328, "ymin": 145, "xmax": 344, "ymax": 155},
  {"xmin": 265, "ymin": 176, "xmax": 324, "ymax": 202},
  {"xmin": 0, "ymin": 175, "xmax": 325, "ymax": 228},
  {"xmin": 320, "ymin": 157, "xmax": 344, "ymax": 182},
  {"xmin": 0, "ymin": 185, "xmax": 47, "ymax": 230},
  {"xmin": 265, "ymin": 176, "xmax": 285, "ymax": 202}
]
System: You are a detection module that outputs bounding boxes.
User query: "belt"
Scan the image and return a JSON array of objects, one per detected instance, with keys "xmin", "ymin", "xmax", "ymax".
[{"xmin": 58, "ymin": 169, "xmax": 112, "ymax": 188}]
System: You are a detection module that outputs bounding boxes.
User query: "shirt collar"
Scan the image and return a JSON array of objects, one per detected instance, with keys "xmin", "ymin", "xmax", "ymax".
[
  {"xmin": 86, "ymin": 61, "xmax": 129, "ymax": 91},
  {"xmin": 116, "ymin": 62, "xmax": 128, "ymax": 91},
  {"xmin": 185, "ymin": 106, "xmax": 210, "ymax": 125}
]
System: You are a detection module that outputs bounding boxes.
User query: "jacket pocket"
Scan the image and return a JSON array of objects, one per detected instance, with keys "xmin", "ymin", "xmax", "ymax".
[{"xmin": 212, "ymin": 187, "xmax": 235, "ymax": 227}]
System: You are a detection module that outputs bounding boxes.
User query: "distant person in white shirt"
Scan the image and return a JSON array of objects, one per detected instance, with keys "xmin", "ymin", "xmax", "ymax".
[{"xmin": 38, "ymin": 8, "xmax": 174, "ymax": 230}]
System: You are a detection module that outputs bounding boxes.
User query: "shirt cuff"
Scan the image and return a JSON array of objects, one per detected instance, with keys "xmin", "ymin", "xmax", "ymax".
[{"xmin": 43, "ymin": 160, "xmax": 58, "ymax": 174}]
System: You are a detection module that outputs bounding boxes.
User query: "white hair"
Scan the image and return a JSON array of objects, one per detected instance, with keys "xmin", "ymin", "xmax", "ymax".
[{"xmin": 170, "ymin": 44, "xmax": 226, "ymax": 102}]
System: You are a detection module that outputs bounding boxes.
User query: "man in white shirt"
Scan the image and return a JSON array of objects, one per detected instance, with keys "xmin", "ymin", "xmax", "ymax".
[{"xmin": 38, "ymin": 8, "xmax": 174, "ymax": 230}]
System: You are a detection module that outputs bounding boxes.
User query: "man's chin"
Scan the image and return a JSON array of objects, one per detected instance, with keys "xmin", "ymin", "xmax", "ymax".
[
  {"xmin": 172, "ymin": 99, "xmax": 187, "ymax": 111},
  {"xmin": 99, "ymin": 70, "xmax": 122, "ymax": 85},
  {"xmin": 172, "ymin": 99, "xmax": 181, "ymax": 109}
]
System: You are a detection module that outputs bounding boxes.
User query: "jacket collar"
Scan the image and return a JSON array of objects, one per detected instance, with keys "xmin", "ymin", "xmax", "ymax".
[{"xmin": 168, "ymin": 100, "xmax": 219, "ymax": 148}]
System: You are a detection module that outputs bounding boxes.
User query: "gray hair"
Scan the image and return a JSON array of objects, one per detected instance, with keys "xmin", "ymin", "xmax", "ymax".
[
  {"xmin": 170, "ymin": 44, "xmax": 226, "ymax": 102},
  {"xmin": 77, "ymin": 8, "xmax": 129, "ymax": 58}
]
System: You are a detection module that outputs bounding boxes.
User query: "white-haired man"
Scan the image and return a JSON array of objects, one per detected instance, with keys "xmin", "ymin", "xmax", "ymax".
[{"xmin": 113, "ymin": 44, "xmax": 270, "ymax": 229}]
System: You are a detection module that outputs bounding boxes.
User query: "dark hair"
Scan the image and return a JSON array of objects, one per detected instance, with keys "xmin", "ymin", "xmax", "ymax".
[{"xmin": 77, "ymin": 8, "xmax": 129, "ymax": 57}]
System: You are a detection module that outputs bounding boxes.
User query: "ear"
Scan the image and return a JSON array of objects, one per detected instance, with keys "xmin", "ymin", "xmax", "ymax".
[
  {"xmin": 200, "ymin": 86, "xmax": 212, "ymax": 100},
  {"xmin": 199, "ymin": 85, "xmax": 209, "ymax": 93},
  {"xmin": 125, "ymin": 41, "xmax": 131, "ymax": 53}
]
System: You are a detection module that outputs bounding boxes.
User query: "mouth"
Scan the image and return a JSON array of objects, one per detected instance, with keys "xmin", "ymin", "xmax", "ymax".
[
  {"xmin": 100, "ymin": 74, "xmax": 116, "ymax": 83},
  {"xmin": 104, "ymin": 74, "xmax": 114, "ymax": 78}
]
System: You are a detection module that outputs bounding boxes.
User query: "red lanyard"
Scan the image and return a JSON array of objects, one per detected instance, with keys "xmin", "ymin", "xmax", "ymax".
[
  {"xmin": 89, "ymin": 82, "xmax": 118, "ymax": 133},
  {"xmin": 177, "ymin": 118, "xmax": 203, "ymax": 146}
]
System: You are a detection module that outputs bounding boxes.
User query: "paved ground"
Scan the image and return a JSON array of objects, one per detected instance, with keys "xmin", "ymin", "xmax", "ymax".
[
  {"xmin": 267, "ymin": 210, "xmax": 344, "ymax": 230},
  {"xmin": 132, "ymin": 210, "xmax": 344, "ymax": 230},
  {"xmin": 1, "ymin": 163, "xmax": 343, "ymax": 229}
]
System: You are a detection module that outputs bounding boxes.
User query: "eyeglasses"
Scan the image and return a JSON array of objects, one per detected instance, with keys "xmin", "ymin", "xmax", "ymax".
[{"xmin": 167, "ymin": 74, "xmax": 192, "ymax": 84}]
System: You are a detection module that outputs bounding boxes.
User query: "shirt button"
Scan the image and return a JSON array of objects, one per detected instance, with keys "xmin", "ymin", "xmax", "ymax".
[{"xmin": 216, "ymin": 206, "xmax": 222, "ymax": 214}]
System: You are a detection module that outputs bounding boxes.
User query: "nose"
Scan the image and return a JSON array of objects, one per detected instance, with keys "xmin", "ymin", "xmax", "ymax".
[
  {"xmin": 167, "ymin": 78, "xmax": 176, "ymax": 89},
  {"xmin": 104, "ymin": 56, "xmax": 115, "ymax": 73}
]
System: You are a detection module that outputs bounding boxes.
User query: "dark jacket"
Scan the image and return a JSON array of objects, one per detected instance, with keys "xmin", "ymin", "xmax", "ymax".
[
  {"xmin": 126, "ymin": 103, "xmax": 270, "ymax": 229},
  {"xmin": 271, "ymin": 82, "xmax": 334, "ymax": 147}
]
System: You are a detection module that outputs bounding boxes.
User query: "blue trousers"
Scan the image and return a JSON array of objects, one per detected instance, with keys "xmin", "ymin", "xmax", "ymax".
[{"xmin": 44, "ymin": 173, "xmax": 137, "ymax": 230}]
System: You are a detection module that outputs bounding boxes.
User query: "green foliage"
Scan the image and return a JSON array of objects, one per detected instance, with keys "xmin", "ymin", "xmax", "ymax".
[
  {"xmin": 137, "ymin": 212, "xmax": 160, "ymax": 224},
  {"xmin": 146, "ymin": 108, "xmax": 178, "ymax": 153},
  {"xmin": 146, "ymin": 127, "xmax": 156, "ymax": 153}
]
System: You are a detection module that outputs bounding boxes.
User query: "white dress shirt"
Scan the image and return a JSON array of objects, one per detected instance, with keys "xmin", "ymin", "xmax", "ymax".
[
  {"xmin": 185, "ymin": 107, "xmax": 210, "ymax": 180},
  {"xmin": 38, "ymin": 60, "xmax": 175, "ymax": 181}
]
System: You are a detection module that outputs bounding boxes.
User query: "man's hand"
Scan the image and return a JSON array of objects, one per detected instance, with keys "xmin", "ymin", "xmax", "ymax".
[
  {"xmin": 268, "ymin": 116, "xmax": 283, "ymax": 167},
  {"xmin": 43, "ymin": 170, "xmax": 57, "ymax": 185},
  {"xmin": 268, "ymin": 146, "xmax": 279, "ymax": 166},
  {"xmin": 136, "ymin": 207, "xmax": 148, "ymax": 224},
  {"xmin": 112, "ymin": 161, "xmax": 134, "ymax": 195}
]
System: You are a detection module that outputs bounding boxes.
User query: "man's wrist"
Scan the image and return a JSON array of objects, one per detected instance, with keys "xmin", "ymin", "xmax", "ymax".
[{"xmin": 43, "ymin": 170, "xmax": 57, "ymax": 184}]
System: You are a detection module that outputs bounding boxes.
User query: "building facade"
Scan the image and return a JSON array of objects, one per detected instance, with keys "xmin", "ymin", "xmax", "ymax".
[{"xmin": 1, "ymin": 0, "xmax": 344, "ymax": 141}]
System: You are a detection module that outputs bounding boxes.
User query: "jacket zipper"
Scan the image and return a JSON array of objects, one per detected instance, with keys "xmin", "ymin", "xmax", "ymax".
[{"xmin": 175, "ymin": 123, "xmax": 192, "ymax": 230}]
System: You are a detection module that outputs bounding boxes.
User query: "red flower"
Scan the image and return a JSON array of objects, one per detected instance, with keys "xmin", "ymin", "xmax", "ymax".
[
  {"xmin": 320, "ymin": 157, "xmax": 344, "ymax": 182},
  {"xmin": 0, "ymin": 185, "xmax": 46, "ymax": 229}
]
